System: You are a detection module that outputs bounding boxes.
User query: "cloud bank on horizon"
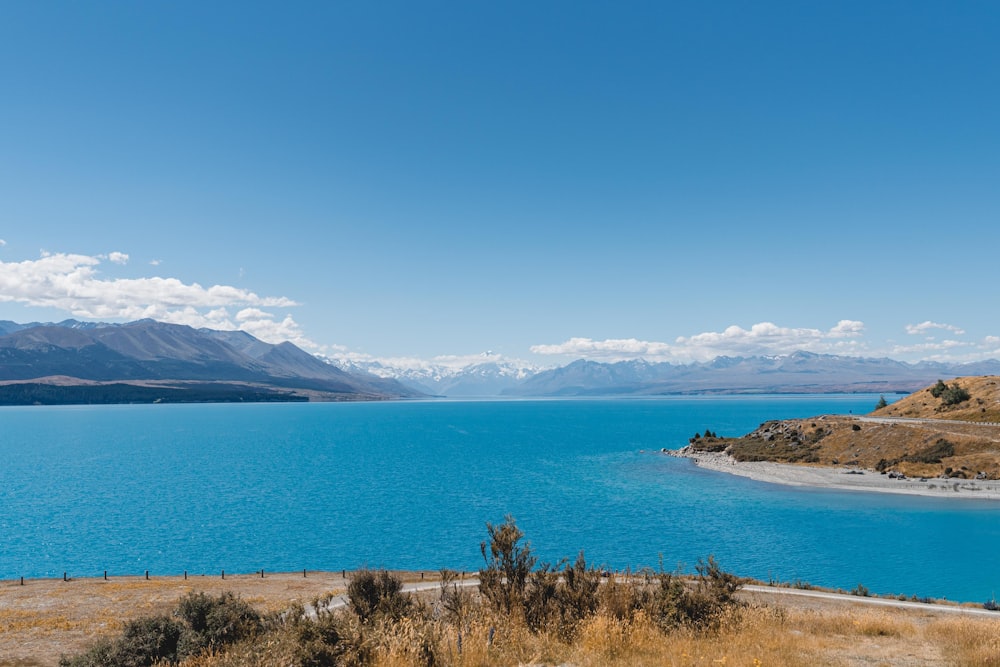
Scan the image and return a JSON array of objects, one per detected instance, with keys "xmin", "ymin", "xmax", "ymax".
[
  {"xmin": 0, "ymin": 250, "xmax": 316, "ymax": 350},
  {"xmin": 0, "ymin": 248, "xmax": 997, "ymax": 367},
  {"xmin": 532, "ymin": 319, "xmax": 1000, "ymax": 365}
]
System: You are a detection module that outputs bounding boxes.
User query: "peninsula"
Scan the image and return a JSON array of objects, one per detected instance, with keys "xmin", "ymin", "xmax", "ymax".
[{"xmin": 673, "ymin": 376, "xmax": 1000, "ymax": 498}]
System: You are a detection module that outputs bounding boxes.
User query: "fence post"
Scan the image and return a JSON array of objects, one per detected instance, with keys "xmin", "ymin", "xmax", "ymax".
[{"xmin": 222, "ymin": 570, "xmax": 225, "ymax": 580}]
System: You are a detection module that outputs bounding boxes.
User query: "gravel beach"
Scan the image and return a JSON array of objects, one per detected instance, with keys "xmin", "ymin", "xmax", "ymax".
[{"xmin": 671, "ymin": 448, "xmax": 1000, "ymax": 500}]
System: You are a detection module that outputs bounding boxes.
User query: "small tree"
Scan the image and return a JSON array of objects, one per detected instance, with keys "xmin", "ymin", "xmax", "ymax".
[
  {"xmin": 930, "ymin": 379, "xmax": 948, "ymax": 398},
  {"xmin": 479, "ymin": 515, "xmax": 536, "ymax": 616},
  {"xmin": 347, "ymin": 568, "xmax": 411, "ymax": 624},
  {"xmin": 875, "ymin": 394, "xmax": 888, "ymax": 410},
  {"xmin": 438, "ymin": 569, "xmax": 473, "ymax": 625},
  {"xmin": 941, "ymin": 383, "xmax": 970, "ymax": 406},
  {"xmin": 554, "ymin": 551, "xmax": 601, "ymax": 636}
]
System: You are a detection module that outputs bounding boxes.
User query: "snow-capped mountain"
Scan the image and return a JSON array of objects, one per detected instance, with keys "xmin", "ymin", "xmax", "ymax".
[
  {"xmin": 507, "ymin": 351, "xmax": 1000, "ymax": 396},
  {"xmin": 329, "ymin": 352, "xmax": 542, "ymax": 397},
  {"xmin": 327, "ymin": 350, "xmax": 1000, "ymax": 397}
]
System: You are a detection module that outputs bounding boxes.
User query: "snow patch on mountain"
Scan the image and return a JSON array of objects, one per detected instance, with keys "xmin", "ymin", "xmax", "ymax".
[{"xmin": 324, "ymin": 352, "xmax": 544, "ymax": 397}]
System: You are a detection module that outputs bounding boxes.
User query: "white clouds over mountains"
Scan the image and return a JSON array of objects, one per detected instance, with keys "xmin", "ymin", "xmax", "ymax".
[
  {"xmin": 532, "ymin": 320, "xmax": 867, "ymax": 363},
  {"xmin": 891, "ymin": 320, "xmax": 977, "ymax": 359},
  {"xmin": 0, "ymin": 251, "xmax": 316, "ymax": 349},
  {"xmin": 532, "ymin": 320, "xmax": 1000, "ymax": 364}
]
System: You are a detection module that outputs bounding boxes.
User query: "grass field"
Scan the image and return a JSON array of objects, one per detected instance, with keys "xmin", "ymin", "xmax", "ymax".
[{"xmin": 4, "ymin": 570, "xmax": 1000, "ymax": 666}]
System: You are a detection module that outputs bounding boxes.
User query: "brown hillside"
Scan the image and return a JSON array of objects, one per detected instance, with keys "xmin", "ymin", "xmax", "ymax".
[
  {"xmin": 689, "ymin": 376, "xmax": 1000, "ymax": 479},
  {"xmin": 873, "ymin": 375, "xmax": 1000, "ymax": 422}
]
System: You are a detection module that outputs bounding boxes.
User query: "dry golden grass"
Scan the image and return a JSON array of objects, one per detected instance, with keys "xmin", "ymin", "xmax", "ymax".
[
  {"xmin": 10, "ymin": 570, "xmax": 1000, "ymax": 666},
  {"xmin": 0, "ymin": 571, "xmax": 362, "ymax": 667},
  {"xmin": 876, "ymin": 376, "xmax": 1000, "ymax": 422},
  {"xmin": 926, "ymin": 615, "xmax": 1000, "ymax": 666},
  {"xmin": 180, "ymin": 597, "xmax": 1000, "ymax": 667}
]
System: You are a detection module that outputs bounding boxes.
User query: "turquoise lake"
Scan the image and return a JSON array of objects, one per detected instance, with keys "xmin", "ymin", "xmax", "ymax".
[{"xmin": 2, "ymin": 396, "xmax": 998, "ymax": 602}]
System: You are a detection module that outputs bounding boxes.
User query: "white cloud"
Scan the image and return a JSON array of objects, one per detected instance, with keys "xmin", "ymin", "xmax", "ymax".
[
  {"xmin": 890, "ymin": 339, "xmax": 970, "ymax": 355},
  {"xmin": 531, "ymin": 337, "xmax": 674, "ymax": 359},
  {"xmin": 677, "ymin": 320, "xmax": 866, "ymax": 358},
  {"xmin": 532, "ymin": 320, "xmax": 868, "ymax": 362},
  {"xmin": 829, "ymin": 320, "xmax": 865, "ymax": 337},
  {"xmin": 0, "ymin": 239, "xmax": 6, "ymax": 247},
  {"xmin": 150, "ymin": 259, "xmax": 162, "ymax": 266},
  {"xmin": 905, "ymin": 321, "xmax": 966, "ymax": 336},
  {"xmin": 234, "ymin": 308, "xmax": 318, "ymax": 350},
  {"xmin": 0, "ymin": 250, "xmax": 310, "ymax": 346}
]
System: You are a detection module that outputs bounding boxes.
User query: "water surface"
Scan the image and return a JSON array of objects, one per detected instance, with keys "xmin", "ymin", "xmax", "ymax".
[{"xmin": 2, "ymin": 395, "xmax": 997, "ymax": 602}]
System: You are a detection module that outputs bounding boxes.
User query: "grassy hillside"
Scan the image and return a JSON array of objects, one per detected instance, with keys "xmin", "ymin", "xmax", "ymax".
[
  {"xmin": 689, "ymin": 376, "xmax": 1000, "ymax": 479},
  {"xmin": 873, "ymin": 375, "xmax": 1000, "ymax": 421}
]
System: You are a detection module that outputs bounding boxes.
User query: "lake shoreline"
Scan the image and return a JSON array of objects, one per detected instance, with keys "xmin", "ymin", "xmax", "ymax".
[{"xmin": 669, "ymin": 447, "xmax": 1000, "ymax": 500}]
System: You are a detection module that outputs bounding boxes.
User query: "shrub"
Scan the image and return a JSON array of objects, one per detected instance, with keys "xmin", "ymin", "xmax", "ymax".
[
  {"xmin": 482, "ymin": 520, "xmax": 603, "ymax": 638},
  {"xmin": 941, "ymin": 384, "xmax": 970, "ymax": 405},
  {"xmin": 61, "ymin": 592, "xmax": 262, "ymax": 666},
  {"xmin": 635, "ymin": 556, "xmax": 743, "ymax": 632},
  {"xmin": 291, "ymin": 614, "xmax": 355, "ymax": 667},
  {"xmin": 931, "ymin": 380, "xmax": 948, "ymax": 398},
  {"xmin": 531, "ymin": 551, "xmax": 603, "ymax": 638},
  {"xmin": 60, "ymin": 615, "xmax": 184, "ymax": 667},
  {"xmin": 875, "ymin": 394, "xmax": 888, "ymax": 410},
  {"xmin": 59, "ymin": 639, "xmax": 119, "ymax": 667},
  {"xmin": 914, "ymin": 439, "xmax": 955, "ymax": 463},
  {"xmin": 479, "ymin": 515, "xmax": 536, "ymax": 617},
  {"xmin": 877, "ymin": 439, "xmax": 955, "ymax": 472},
  {"xmin": 176, "ymin": 591, "xmax": 261, "ymax": 653},
  {"xmin": 524, "ymin": 561, "xmax": 560, "ymax": 632},
  {"xmin": 347, "ymin": 568, "xmax": 411, "ymax": 624},
  {"xmin": 438, "ymin": 569, "xmax": 473, "ymax": 625},
  {"xmin": 557, "ymin": 552, "xmax": 601, "ymax": 626}
]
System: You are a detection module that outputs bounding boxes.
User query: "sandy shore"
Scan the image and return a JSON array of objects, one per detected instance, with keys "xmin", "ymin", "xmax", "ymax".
[{"xmin": 670, "ymin": 448, "xmax": 1000, "ymax": 500}]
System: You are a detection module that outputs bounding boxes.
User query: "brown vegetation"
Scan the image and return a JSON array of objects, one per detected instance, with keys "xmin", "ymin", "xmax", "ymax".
[
  {"xmin": 8, "ymin": 573, "xmax": 1000, "ymax": 667},
  {"xmin": 875, "ymin": 375, "xmax": 1000, "ymax": 422},
  {"xmin": 688, "ymin": 376, "xmax": 1000, "ymax": 479}
]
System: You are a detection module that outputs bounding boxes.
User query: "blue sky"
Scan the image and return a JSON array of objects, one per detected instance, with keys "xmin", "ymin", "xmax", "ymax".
[{"xmin": 1, "ymin": 1, "xmax": 998, "ymax": 367}]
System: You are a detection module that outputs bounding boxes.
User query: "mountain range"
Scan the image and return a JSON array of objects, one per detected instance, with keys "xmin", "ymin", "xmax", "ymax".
[
  {"xmin": 3, "ymin": 319, "xmax": 999, "ymax": 404},
  {"xmin": 0, "ymin": 319, "xmax": 419, "ymax": 403},
  {"xmin": 335, "ymin": 353, "xmax": 539, "ymax": 397},
  {"xmin": 336, "ymin": 351, "xmax": 1000, "ymax": 397}
]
